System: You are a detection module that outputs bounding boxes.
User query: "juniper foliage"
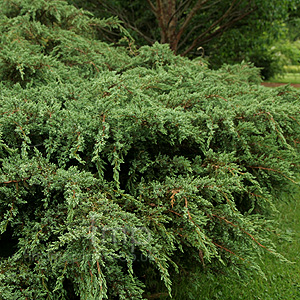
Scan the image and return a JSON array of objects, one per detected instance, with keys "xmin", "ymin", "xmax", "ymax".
[{"xmin": 0, "ymin": 1, "xmax": 300, "ymax": 299}]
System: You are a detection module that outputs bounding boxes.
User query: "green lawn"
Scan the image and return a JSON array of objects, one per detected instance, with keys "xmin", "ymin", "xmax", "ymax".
[
  {"xmin": 269, "ymin": 72, "xmax": 300, "ymax": 84},
  {"xmin": 159, "ymin": 188, "xmax": 300, "ymax": 299},
  {"xmin": 196, "ymin": 193, "xmax": 300, "ymax": 300}
]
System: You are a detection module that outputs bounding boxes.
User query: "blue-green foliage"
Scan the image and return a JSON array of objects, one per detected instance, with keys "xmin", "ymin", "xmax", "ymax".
[{"xmin": 0, "ymin": 1, "xmax": 300, "ymax": 299}]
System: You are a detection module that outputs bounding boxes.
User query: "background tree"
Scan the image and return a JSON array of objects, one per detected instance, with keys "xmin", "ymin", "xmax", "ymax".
[
  {"xmin": 286, "ymin": 2, "xmax": 300, "ymax": 41},
  {"xmin": 70, "ymin": 0, "xmax": 299, "ymax": 77}
]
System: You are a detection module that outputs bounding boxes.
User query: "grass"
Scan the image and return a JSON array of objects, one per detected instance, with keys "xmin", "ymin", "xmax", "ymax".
[
  {"xmin": 156, "ymin": 188, "xmax": 300, "ymax": 300},
  {"xmin": 269, "ymin": 72, "xmax": 300, "ymax": 84},
  {"xmin": 195, "ymin": 193, "xmax": 300, "ymax": 300}
]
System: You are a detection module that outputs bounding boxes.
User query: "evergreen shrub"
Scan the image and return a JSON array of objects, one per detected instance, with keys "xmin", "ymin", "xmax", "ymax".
[{"xmin": 0, "ymin": 1, "xmax": 300, "ymax": 299}]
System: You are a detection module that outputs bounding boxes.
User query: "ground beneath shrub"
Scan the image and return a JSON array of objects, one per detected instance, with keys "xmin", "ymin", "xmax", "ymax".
[{"xmin": 262, "ymin": 82, "xmax": 300, "ymax": 88}]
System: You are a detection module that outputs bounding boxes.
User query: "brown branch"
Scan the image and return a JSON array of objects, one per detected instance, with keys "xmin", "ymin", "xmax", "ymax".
[
  {"xmin": 144, "ymin": 292, "xmax": 169, "ymax": 299},
  {"xmin": 199, "ymin": 9, "xmax": 255, "ymax": 45},
  {"xmin": 146, "ymin": 0, "xmax": 157, "ymax": 13},
  {"xmin": 178, "ymin": 23, "xmax": 204, "ymax": 50},
  {"xmin": 149, "ymin": 202, "xmax": 183, "ymax": 217},
  {"xmin": 205, "ymin": 94, "xmax": 228, "ymax": 102},
  {"xmin": 110, "ymin": 6, "xmax": 155, "ymax": 44},
  {"xmin": 170, "ymin": 189, "xmax": 180, "ymax": 208},
  {"xmin": 181, "ymin": 1, "xmax": 256, "ymax": 55},
  {"xmin": 174, "ymin": 0, "xmax": 210, "ymax": 50},
  {"xmin": 1, "ymin": 177, "xmax": 30, "ymax": 184},
  {"xmin": 184, "ymin": 197, "xmax": 192, "ymax": 220},
  {"xmin": 125, "ymin": 23, "xmax": 155, "ymax": 44},
  {"xmin": 96, "ymin": 0, "xmax": 156, "ymax": 44},
  {"xmin": 167, "ymin": 0, "xmax": 194, "ymax": 26},
  {"xmin": 247, "ymin": 166, "xmax": 297, "ymax": 183},
  {"xmin": 156, "ymin": 0, "xmax": 167, "ymax": 43},
  {"xmin": 190, "ymin": 0, "xmax": 240, "ymax": 45},
  {"xmin": 212, "ymin": 241, "xmax": 245, "ymax": 260},
  {"xmin": 211, "ymin": 214, "xmax": 273, "ymax": 252}
]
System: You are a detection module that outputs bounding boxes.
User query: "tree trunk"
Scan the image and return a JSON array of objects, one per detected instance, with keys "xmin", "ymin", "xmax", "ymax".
[
  {"xmin": 150, "ymin": 0, "xmax": 207, "ymax": 54},
  {"xmin": 155, "ymin": 0, "xmax": 177, "ymax": 52},
  {"xmin": 147, "ymin": 0, "xmax": 257, "ymax": 55}
]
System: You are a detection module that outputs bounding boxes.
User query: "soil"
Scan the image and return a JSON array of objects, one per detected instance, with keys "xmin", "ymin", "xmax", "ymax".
[{"xmin": 261, "ymin": 82, "xmax": 300, "ymax": 88}]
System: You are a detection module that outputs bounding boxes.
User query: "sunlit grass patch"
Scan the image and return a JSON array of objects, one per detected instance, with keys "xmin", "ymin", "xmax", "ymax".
[
  {"xmin": 270, "ymin": 72, "xmax": 300, "ymax": 84},
  {"xmin": 202, "ymin": 192, "xmax": 300, "ymax": 299},
  {"xmin": 158, "ymin": 189, "xmax": 300, "ymax": 299}
]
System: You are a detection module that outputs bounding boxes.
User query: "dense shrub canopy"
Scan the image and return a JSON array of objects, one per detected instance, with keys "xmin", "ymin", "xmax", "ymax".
[{"xmin": 0, "ymin": 1, "xmax": 300, "ymax": 299}]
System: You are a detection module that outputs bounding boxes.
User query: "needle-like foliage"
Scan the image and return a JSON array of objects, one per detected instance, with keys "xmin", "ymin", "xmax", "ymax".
[{"xmin": 0, "ymin": 1, "xmax": 300, "ymax": 299}]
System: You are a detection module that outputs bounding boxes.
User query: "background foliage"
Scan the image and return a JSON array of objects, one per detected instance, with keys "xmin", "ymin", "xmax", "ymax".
[
  {"xmin": 69, "ymin": 0, "xmax": 300, "ymax": 78},
  {"xmin": 0, "ymin": 1, "xmax": 300, "ymax": 299}
]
